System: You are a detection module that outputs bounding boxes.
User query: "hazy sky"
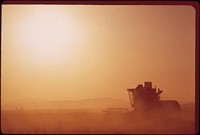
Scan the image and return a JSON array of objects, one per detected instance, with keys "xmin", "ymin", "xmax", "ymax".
[{"xmin": 1, "ymin": 5, "xmax": 195, "ymax": 104}]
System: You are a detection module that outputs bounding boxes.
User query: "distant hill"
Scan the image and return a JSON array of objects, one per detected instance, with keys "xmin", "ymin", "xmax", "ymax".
[
  {"xmin": 2, "ymin": 98, "xmax": 195, "ymax": 113},
  {"xmin": 2, "ymin": 97, "xmax": 131, "ymax": 110}
]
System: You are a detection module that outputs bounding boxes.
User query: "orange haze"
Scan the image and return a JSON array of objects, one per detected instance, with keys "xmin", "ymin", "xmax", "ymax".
[{"xmin": 1, "ymin": 5, "xmax": 195, "ymax": 109}]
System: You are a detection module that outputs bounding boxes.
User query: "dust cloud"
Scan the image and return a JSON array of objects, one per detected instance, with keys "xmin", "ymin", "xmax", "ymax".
[{"xmin": 1, "ymin": 103, "xmax": 195, "ymax": 134}]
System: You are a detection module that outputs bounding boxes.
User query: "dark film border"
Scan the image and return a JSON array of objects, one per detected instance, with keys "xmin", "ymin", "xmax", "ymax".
[{"xmin": 0, "ymin": 0, "xmax": 199, "ymax": 134}]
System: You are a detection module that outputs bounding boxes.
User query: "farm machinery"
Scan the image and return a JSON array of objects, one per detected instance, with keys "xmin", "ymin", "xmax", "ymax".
[
  {"xmin": 127, "ymin": 81, "xmax": 181, "ymax": 119},
  {"xmin": 103, "ymin": 81, "xmax": 181, "ymax": 120}
]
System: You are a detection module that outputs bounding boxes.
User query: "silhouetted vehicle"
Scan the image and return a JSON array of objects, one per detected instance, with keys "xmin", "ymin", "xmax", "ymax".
[{"xmin": 127, "ymin": 81, "xmax": 181, "ymax": 119}]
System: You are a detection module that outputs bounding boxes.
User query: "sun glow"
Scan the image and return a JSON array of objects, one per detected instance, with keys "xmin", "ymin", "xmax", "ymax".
[
  {"xmin": 17, "ymin": 7, "xmax": 84, "ymax": 64},
  {"xmin": 2, "ymin": 5, "xmax": 195, "ymax": 106}
]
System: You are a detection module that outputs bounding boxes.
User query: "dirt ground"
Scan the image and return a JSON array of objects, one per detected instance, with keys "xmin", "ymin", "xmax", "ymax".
[{"xmin": 1, "ymin": 107, "xmax": 196, "ymax": 134}]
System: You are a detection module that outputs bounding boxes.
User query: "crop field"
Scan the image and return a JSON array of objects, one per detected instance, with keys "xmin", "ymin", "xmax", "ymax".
[{"xmin": 1, "ymin": 105, "xmax": 195, "ymax": 134}]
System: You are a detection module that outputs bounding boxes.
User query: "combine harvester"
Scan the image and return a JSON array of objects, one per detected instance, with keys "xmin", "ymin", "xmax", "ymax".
[
  {"xmin": 127, "ymin": 81, "xmax": 181, "ymax": 120},
  {"xmin": 103, "ymin": 81, "xmax": 181, "ymax": 120}
]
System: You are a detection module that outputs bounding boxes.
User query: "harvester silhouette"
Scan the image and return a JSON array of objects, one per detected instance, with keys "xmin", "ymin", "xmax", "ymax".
[
  {"xmin": 127, "ymin": 81, "xmax": 181, "ymax": 119},
  {"xmin": 103, "ymin": 81, "xmax": 181, "ymax": 119}
]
